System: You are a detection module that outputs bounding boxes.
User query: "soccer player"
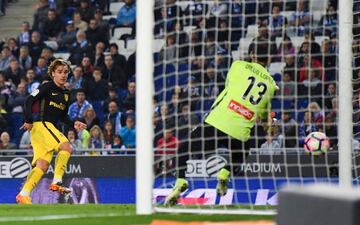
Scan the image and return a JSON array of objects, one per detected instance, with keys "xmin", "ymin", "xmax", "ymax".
[
  {"xmin": 16, "ymin": 58, "xmax": 87, "ymax": 204},
  {"xmin": 164, "ymin": 40, "xmax": 278, "ymax": 206}
]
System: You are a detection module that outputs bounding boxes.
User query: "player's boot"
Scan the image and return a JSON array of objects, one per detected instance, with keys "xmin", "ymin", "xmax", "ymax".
[
  {"xmin": 49, "ymin": 182, "xmax": 71, "ymax": 194},
  {"xmin": 164, "ymin": 178, "xmax": 189, "ymax": 206},
  {"xmin": 16, "ymin": 194, "xmax": 32, "ymax": 204},
  {"xmin": 216, "ymin": 168, "xmax": 230, "ymax": 196}
]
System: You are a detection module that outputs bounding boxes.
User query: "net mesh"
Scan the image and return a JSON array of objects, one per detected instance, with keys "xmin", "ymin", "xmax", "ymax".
[{"xmin": 151, "ymin": 0, "xmax": 348, "ymax": 213}]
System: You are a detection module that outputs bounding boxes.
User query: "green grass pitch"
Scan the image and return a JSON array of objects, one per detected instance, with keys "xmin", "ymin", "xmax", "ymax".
[{"xmin": 0, "ymin": 204, "xmax": 274, "ymax": 225}]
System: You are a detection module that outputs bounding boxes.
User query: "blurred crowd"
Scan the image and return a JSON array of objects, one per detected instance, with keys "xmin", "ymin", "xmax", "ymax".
[{"xmin": 0, "ymin": 0, "xmax": 358, "ymax": 156}]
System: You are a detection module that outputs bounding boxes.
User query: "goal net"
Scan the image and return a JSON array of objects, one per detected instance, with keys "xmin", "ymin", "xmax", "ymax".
[{"xmin": 147, "ymin": 0, "xmax": 353, "ymax": 214}]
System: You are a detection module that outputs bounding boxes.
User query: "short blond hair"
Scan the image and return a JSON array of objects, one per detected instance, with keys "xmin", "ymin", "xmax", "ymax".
[{"xmin": 47, "ymin": 58, "xmax": 72, "ymax": 78}]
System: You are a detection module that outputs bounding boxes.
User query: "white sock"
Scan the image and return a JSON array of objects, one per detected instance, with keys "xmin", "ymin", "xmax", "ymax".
[
  {"xmin": 52, "ymin": 178, "xmax": 62, "ymax": 184},
  {"xmin": 19, "ymin": 190, "xmax": 30, "ymax": 196}
]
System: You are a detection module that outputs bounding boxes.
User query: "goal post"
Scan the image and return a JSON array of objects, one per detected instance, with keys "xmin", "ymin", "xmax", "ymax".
[
  {"xmin": 338, "ymin": 0, "xmax": 353, "ymax": 188},
  {"xmin": 136, "ymin": 0, "xmax": 155, "ymax": 215}
]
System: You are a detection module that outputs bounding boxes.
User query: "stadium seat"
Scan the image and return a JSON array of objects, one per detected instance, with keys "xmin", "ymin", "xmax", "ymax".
[
  {"xmin": 44, "ymin": 41, "xmax": 58, "ymax": 51},
  {"xmin": 153, "ymin": 39, "xmax": 165, "ymax": 53},
  {"xmin": 246, "ymin": 25, "xmax": 258, "ymax": 38},
  {"xmin": 312, "ymin": 10, "xmax": 323, "ymax": 24},
  {"xmin": 231, "ymin": 50, "xmax": 240, "ymax": 60},
  {"xmin": 103, "ymin": 14, "xmax": 117, "ymax": 21},
  {"xmin": 290, "ymin": 36, "xmax": 304, "ymax": 51},
  {"xmin": 315, "ymin": 35, "xmax": 329, "ymax": 46},
  {"xmin": 268, "ymin": 62, "xmax": 286, "ymax": 76},
  {"xmin": 310, "ymin": 1, "xmax": 327, "ymax": 12},
  {"xmin": 111, "ymin": 27, "xmax": 132, "ymax": 41},
  {"xmin": 110, "ymin": 40, "xmax": 125, "ymax": 52},
  {"xmin": 53, "ymin": 52, "xmax": 70, "ymax": 60},
  {"xmin": 175, "ymin": 1, "xmax": 191, "ymax": 11},
  {"xmin": 238, "ymin": 37, "xmax": 253, "ymax": 55},
  {"xmin": 280, "ymin": 11, "xmax": 295, "ymax": 22},
  {"xmin": 178, "ymin": 63, "xmax": 189, "ymax": 72},
  {"xmin": 110, "ymin": 2, "xmax": 125, "ymax": 15}
]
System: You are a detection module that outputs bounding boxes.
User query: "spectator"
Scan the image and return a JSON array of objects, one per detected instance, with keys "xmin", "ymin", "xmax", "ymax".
[
  {"xmin": 159, "ymin": 34, "xmax": 177, "ymax": 62},
  {"xmin": 33, "ymin": 57, "xmax": 48, "ymax": 81},
  {"xmin": 73, "ymin": 10, "xmax": 88, "ymax": 33},
  {"xmin": 4, "ymin": 58, "xmax": 25, "ymax": 87},
  {"xmin": 28, "ymin": 31, "xmax": 47, "ymax": 66},
  {"xmin": 0, "ymin": 71, "xmax": 14, "ymax": 102},
  {"xmin": 260, "ymin": 132, "xmax": 281, "ymax": 152},
  {"xmin": 18, "ymin": 21, "xmax": 32, "ymax": 46},
  {"xmin": 298, "ymin": 68, "xmax": 323, "ymax": 104},
  {"xmin": 94, "ymin": 42, "xmax": 105, "ymax": 69},
  {"xmin": 57, "ymin": 20, "xmax": 77, "ymax": 51},
  {"xmin": 277, "ymin": 35, "xmax": 295, "ymax": 61},
  {"xmin": 281, "ymin": 72, "xmax": 296, "ymax": 98},
  {"xmin": 66, "ymin": 65, "xmax": 84, "ymax": 95},
  {"xmin": 67, "ymin": 129, "xmax": 82, "ymax": 154},
  {"xmin": 0, "ymin": 131, "xmax": 17, "ymax": 155},
  {"xmin": 318, "ymin": 4, "xmax": 337, "ymax": 36},
  {"xmin": 40, "ymin": 47, "xmax": 56, "ymax": 65},
  {"xmin": 84, "ymin": 68, "xmax": 108, "ymax": 101},
  {"xmin": 127, "ymin": 51, "xmax": 136, "ymax": 78},
  {"xmin": 75, "ymin": 119, "xmax": 91, "ymax": 151},
  {"xmin": 208, "ymin": 0, "xmax": 228, "ymax": 28},
  {"xmin": 102, "ymin": 54, "xmax": 128, "ymax": 89},
  {"xmin": 18, "ymin": 46, "xmax": 32, "ymax": 70},
  {"xmin": 277, "ymin": 111, "xmax": 298, "ymax": 148},
  {"xmin": 111, "ymin": 135, "xmax": 125, "ymax": 151},
  {"xmin": 299, "ymin": 111, "xmax": 318, "ymax": 145},
  {"xmin": 42, "ymin": 8, "xmax": 63, "ymax": 40},
  {"xmin": 86, "ymin": 19, "xmax": 108, "ymax": 49},
  {"xmin": 325, "ymin": 98, "xmax": 338, "ymax": 147},
  {"xmin": 325, "ymin": 83, "xmax": 337, "ymax": 110},
  {"xmin": 159, "ymin": 103, "xmax": 175, "ymax": 127},
  {"xmin": 7, "ymin": 38, "xmax": 20, "ymax": 58},
  {"xmin": 103, "ymin": 120, "xmax": 114, "ymax": 146},
  {"xmin": 19, "ymin": 130, "xmax": 32, "ymax": 152},
  {"xmin": 122, "ymin": 81, "xmax": 135, "ymax": 111},
  {"xmin": 104, "ymin": 87, "xmax": 121, "ymax": 113},
  {"xmin": 83, "ymin": 106, "xmax": 100, "ymax": 131},
  {"xmin": 32, "ymin": 0, "xmax": 50, "ymax": 33},
  {"xmin": 78, "ymin": 0, "xmax": 95, "ymax": 23},
  {"xmin": 68, "ymin": 88, "xmax": 93, "ymax": 121},
  {"xmin": 88, "ymin": 125, "xmax": 104, "ymax": 155},
  {"xmin": 289, "ymin": 0, "xmax": 310, "ymax": 36},
  {"xmin": 120, "ymin": 115, "xmax": 136, "ymax": 148},
  {"xmin": 268, "ymin": 5, "xmax": 287, "ymax": 38},
  {"xmin": 68, "ymin": 30, "xmax": 93, "ymax": 65},
  {"xmin": 298, "ymin": 54, "xmax": 324, "ymax": 82},
  {"xmin": 109, "ymin": 43, "xmax": 127, "ymax": 72},
  {"xmin": 80, "ymin": 56, "xmax": 94, "ymax": 80},
  {"xmin": 0, "ymin": 46, "xmax": 14, "ymax": 71},
  {"xmin": 25, "ymin": 69, "xmax": 40, "ymax": 94},
  {"xmin": 183, "ymin": 0, "xmax": 208, "ymax": 26},
  {"xmin": 283, "ymin": 54, "xmax": 296, "ymax": 79},
  {"xmin": 307, "ymin": 101, "xmax": 325, "ymax": 129},
  {"xmin": 321, "ymin": 38, "xmax": 337, "ymax": 81},
  {"xmin": 8, "ymin": 81, "xmax": 27, "ymax": 113},
  {"xmin": 116, "ymin": 0, "xmax": 136, "ymax": 28},
  {"xmin": 93, "ymin": 9, "xmax": 110, "ymax": 41},
  {"xmin": 156, "ymin": 127, "xmax": 178, "ymax": 155},
  {"xmin": 177, "ymin": 103, "xmax": 199, "ymax": 140},
  {"xmin": 105, "ymin": 100, "xmax": 125, "ymax": 135}
]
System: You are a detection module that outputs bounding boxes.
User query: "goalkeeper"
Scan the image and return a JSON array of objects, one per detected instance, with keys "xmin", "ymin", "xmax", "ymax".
[{"xmin": 165, "ymin": 40, "xmax": 278, "ymax": 206}]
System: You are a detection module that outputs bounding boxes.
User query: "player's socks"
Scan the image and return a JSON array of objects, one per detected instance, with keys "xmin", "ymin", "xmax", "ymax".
[
  {"xmin": 216, "ymin": 168, "xmax": 230, "ymax": 196},
  {"xmin": 20, "ymin": 167, "xmax": 44, "ymax": 196},
  {"xmin": 53, "ymin": 150, "xmax": 70, "ymax": 183},
  {"xmin": 164, "ymin": 178, "xmax": 189, "ymax": 206}
]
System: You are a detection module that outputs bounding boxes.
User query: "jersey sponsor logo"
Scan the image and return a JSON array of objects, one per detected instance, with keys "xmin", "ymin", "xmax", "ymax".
[
  {"xmin": 49, "ymin": 101, "xmax": 66, "ymax": 110},
  {"xmin": 228, "ymin": 100, "xmax": 254, "ymax": 120},
  {"xmin": 64, "ymin": 94, "xmax": 69, "ymax": 102},
  {"xmin": 51, "ymin": 93, "xmax": 58, "ymax": 96},
  {"xmin": 30, "ymin": 89, "xmax": 40, "ymax": 97}
]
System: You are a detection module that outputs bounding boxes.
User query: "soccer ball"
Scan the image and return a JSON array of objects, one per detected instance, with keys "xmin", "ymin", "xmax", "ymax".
[{"xmin": 304, "ymin": 132, "xmax": 330, "ymax": 155}]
